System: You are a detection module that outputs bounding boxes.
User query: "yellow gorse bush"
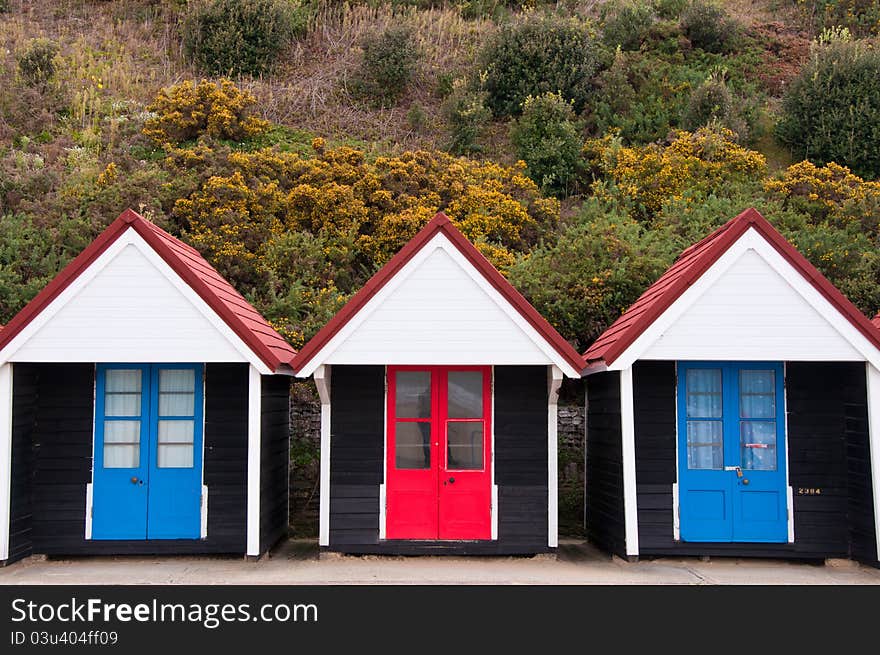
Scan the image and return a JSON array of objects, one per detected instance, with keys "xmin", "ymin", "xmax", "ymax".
[
  {"xmin": 584, "ymin": 127, "xmax": 768, "ymax": 216},
  {"xmin": 173, "ymin": 140, "xmax": 559, "ymax": 280},
  {"xmin": 143, "ymin": 78, "xmax": 270, "ymax": 146},
  {"xmin": 764, "ymin": 160, "xmax": 880, "ymax": 223}
]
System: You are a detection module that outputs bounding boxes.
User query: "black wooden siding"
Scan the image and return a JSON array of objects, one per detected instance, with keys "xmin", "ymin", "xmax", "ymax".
[
  {"xmin": 624, "ymin": 360, "xmax": 877, "ymax": 561},
  {"xmin": 8, "ymin": 364, "xmax": 38, "ymax": 563},
  {"xmin": 585, "ymin": 370, "xmax": 626, "ymax": 557},
  {"xmin": 259, "ymin": 374, "xmax": 291, "ymax": 554},
  {"xmin": 841, "ymin": 367, "xmax": 879, "ymax": 566},
  {"xmin": 327, "ymin": 365, "xmax": 551, "ymax": 555},
  {"xmin": 7, "ymin": 363, "xmax": 254, "ymax": 558}
]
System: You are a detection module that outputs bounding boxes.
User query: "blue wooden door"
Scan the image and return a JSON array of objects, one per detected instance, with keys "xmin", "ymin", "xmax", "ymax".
[
  {"xmin": 93, "ymin": 364, "xmax": 203, "ymax": 540},
  {"xmin": 677, "ymin": 362, "xmax": 788, "ymax": 543},
  {"xmin": 146, "ymin": 365, "xmax": 204, "ymax": 539},
  {"xmin": 93, "ymin": 365, "xmax": 151, "ymax": 539}
]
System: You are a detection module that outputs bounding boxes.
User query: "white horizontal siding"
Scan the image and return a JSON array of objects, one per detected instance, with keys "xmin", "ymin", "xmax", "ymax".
[
  {"xmin": 11, "ymin": 243, "xmax": 248, "ymax": 363},
  {"xmin": 641, "ymin": 248, "xmax": 863, "ymax": 361},
  {"xmin": 326, "ymin": 246, "xmax": 553, "ymax": 365}
]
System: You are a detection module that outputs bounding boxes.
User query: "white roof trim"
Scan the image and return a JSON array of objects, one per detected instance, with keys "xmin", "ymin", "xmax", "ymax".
[
  {"xmin": 0, "ymin": 228, "xmax": 272, "ymax": 374},
  {"xmin": 296, "ymin": 232, "xmax": 581, "ymax": 378},
  {"xmin": 607, "ymin": 227, "xmax": 880, "ymax": 371}
]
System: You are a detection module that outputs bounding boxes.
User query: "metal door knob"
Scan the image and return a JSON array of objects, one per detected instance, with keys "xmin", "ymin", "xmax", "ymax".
[
  {"xmin": 130, "ymin": 477, "xmax": 138, "ymax": 484},
  {"xmin": 448, "ymin": 477, "xmax": 455, "ymax": 484},
  {"xmin": 742, "ymin": 479, "xmax": 749, "ymax": 485}
]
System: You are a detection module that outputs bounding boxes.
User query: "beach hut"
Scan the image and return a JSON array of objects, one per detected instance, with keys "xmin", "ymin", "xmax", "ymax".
[
  {"xmin": 292, "ymin": 212, "xmax": 584, "ymax": 554},
  {"xmin": 0, "ymin": 209, "xmax": 294, "ymax": 564},
  {"xmin": 583, "ymin": 208, "xmax": 879, "ymax": 566}
]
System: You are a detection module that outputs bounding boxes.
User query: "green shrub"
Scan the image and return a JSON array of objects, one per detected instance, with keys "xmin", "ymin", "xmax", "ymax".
[
  {"xmin": 479, "ymin": 15, "xmax": 602, "ymax": 117},
  {"xmin": 510, "ymin": 92, "xmax": 584, "ymax": 197},
  {"xmin": 680, "ymin": 0, "xmax": 739, "ymax": 53},
  {"xmin": 507, "ymin": 200, "xmax": 677, "ymax": 348},
  {"xmin": 795, "ymin": 0, "xmax": 880, "ymax": 37},
  {"xmin": 601, "ymin": 0, "xmax": 656, "ymax": 51},
  {"xmin": 17, "ymin": 38, "xmax": 59, "ymax": 87},
  {"xmin": 652, "ymin": 0, "xmax": 689, "ymax": 19},
  {"xmin": 777, "ymin": 35, "xmax": 880, "ymax": 179},
  {"xmin": 442, "ymin": 79, "xmax": 491, "ymax": 154},
  {"xmin": 181, "ymin": 0, "xmax": 301, "ymax": 76},
  {"xmin": 682, "ymin": 69, "xmax": 749, "ymax": 141},
  {"xmin": 0, "ymin": 212, "xmax": 96, "ymax": 323},
  {"xmin": 351, "ymin": 25, "xmax": 419, "ymax": 107},
  {"xmin": 0, "ymin": 0, "xmax": 9, "ymax": 13}
]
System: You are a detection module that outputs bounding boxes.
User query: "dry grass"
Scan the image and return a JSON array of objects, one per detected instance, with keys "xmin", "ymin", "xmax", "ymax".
[
  {"xmin": 242, "ymin": 4, "xmax": 496, "ymax": 150},
  {"xmin": 1, "ymin": 0, "xmax": 498, "ymax": 151}
]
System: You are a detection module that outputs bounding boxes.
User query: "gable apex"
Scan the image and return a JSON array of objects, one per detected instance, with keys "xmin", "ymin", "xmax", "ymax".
[
  {"xmin": 584, "ymin": 207, "xmax": 880, "ymax": 369},
  {"xmin": 293, "ymin": 212, "xmax": 584, "ymax": 377},
  {"xmin": 0, "ymin": 209, "xmax": 295, "ymax": 373}
]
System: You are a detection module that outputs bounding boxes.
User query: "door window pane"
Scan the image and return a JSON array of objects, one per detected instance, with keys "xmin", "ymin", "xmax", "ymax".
[
  {"xmin": 159, "ymin": 369, "xmax": 195, "ymax": 416},
  {"xmin": 395, "ymin": 421, "xmax": 431, "ymax": 469},
  {"xmin": 447, "ymin": 371, "xmax": 483, "ymax": 418},
  {"xmin": 686, "ymin": 369, "xmax": 722, "ymax": 418},
  {"xmin": 446, "ymin": 422, "xmax": 483, "ymax": 470},
  {"xmin": 157, "ymin": 420, "xmax": 194, "ymax": 468},
  {"xmin": 105, "ymin": 369, "xmax": 142, "ymax": 416},
  {"xmin": 740, "ymin": 370, "xmax": 775, "ymax": 418},
  {"xmin": 103, "ymin": 420, "xmax": 140, "ymax": 468},
  {"xmin": 395, "ymin": 371, "xmax": 431, "ymax": 418},
  {"xmin": 687, "ymin": 420, "xmax": 723, "ymax": 469},
  {"xmin": 741, "ymin": 421, "xmax": 777, "ymax": 470}
]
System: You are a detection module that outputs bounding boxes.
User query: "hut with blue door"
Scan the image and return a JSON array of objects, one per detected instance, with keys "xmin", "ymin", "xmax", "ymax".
[
  {"xmin": 583, "ymin": 208, "xmax": 880, "ymax": 566},
  {"xmin": 0, "ymin": 209, "xmax": 295, "ymax": 565}
]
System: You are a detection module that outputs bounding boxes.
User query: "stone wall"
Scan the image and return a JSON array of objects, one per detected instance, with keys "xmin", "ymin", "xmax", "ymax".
[{"xmin": 287, "ymin": 393, "xmax": 586, "ymax": 538}]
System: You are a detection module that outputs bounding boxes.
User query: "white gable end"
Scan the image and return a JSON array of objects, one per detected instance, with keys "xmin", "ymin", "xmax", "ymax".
[
  {"xmin": 7, "ymin": 234, "xmax": 252, "ymax": 364},
  {"xmin": 324, "ymin": 239, "xmax": 556, "ymax": 366},
  {"xmin": 640, "ymin": 240, "xmax": 863, "ymax": 362}
]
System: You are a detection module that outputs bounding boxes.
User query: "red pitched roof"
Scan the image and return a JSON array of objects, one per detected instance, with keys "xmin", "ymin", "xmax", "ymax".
[
  {"xmin": 0, "ymin": 208, "xmax": 295, "ymax": 372},
  {"xmin": 873, "ymin": 313, "xmax": 880, "ymax": 329},
  {"xmin": 584, "ymin": 207, "xmax": 880, "ymax": 367},
  {"xmin": 292, "ymin": 212, "xmax": 585, "ymax": 375}
]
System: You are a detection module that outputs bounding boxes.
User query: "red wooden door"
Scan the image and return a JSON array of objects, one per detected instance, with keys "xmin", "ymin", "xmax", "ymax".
[{"xmin": 386, "ymin": 366, "xmax": 491, "ymax": 540}]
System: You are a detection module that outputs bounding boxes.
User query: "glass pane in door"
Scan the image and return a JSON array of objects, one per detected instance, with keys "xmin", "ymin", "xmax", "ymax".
[
  {"xmin": 686, "ymin": 421, "xmax": 723, "ymax": 469},
  {"xmin": 446, "ymin": 421, "xmax": 483, "ymax": 470},
  {"xmin": 395, "ymin": 371, "xmax": 431, "ymax": 418},
  {"xmin": 740, "ymin": 370, "xmax": 775, "ymax": 418},
  {"xmin": 395, "ymin": 422, "xmax": 432, "ymax": 469},
  {"xmin": 447, "ymin": 371, "xmax": 483, "ymax": 418},
  {"xmin": 103, "ymin": 420, "xmax": 140, "ymax": 468}
]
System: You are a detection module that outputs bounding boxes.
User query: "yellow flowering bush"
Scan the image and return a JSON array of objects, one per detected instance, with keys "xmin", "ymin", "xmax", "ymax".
[
  {"xmin": 143, "ymin": 79, "xmax": 270, "ymax": 146},
  {"xmin": 169, "ymin": 141, "xmax": 560, "ymax": 345},
  {"xmin": 174, "ymin": 141, "xmax": 559, "ymax": 276},
  {"xmin": 763, "ymin": 160, "xmax": 880, "ymax": 228},
  {"xmin": 584, "ymin": 127, "xmax": 767, "ymax": 217}
]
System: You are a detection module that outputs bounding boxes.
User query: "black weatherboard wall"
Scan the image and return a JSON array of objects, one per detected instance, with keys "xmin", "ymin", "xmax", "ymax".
[
  {"xmin": 260, "ymin": 374, "xmax": 291, "ymax": 554},
  {"xmin": 584, "ymin": 371, "xmax": 626, "ymax": 557},
  {"xmin": 7, "ymin": 364, "xmax": 38, "ymax": 564},
  {"xmin": 327, "ymin": 365, "xmax": 550, "ymax": 554},
  {"xmin": 8, "ymin": 363, "xmax": 253, "ymax": 558},
  {"xmin": 628, "ymin": 360, "xmax": 877, "ymax": 561}
]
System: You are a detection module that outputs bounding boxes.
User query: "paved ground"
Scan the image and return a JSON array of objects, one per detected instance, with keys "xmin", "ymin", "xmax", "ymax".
[{"xmin": 2, "ymin": 540, "xmax": 879, "ymax": 585}]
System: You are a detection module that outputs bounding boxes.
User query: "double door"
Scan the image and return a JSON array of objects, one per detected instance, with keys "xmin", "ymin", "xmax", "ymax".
[
  {"xmin": 386, "ymin": 366, "xmax": 491, "ymax": 540},
  {"xmin": 678, "ymin": 361, "xmax": 788, "ymax": 543},
  {"xmin": 92, "ymin": 364, "xmax": 203, "ymax": 540}
]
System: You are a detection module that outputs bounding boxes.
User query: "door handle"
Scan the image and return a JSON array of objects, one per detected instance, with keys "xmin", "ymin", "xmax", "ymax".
[
  {"xmin": 130, "ymin": 477, "xmax": 138, "ymax": 484},
  {"xmin": 742, "ymin": 479, "xmax": 750, "ymax": 485},
  {"xmin": 448, "ymin": 477, "xmax": 455, "ymax": 484}
]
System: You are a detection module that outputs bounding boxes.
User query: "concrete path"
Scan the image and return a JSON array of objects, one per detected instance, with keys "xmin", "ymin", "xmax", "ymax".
[{"xmin": 2, "ymin": 540, "xmax": 879, "ymax": 585}]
